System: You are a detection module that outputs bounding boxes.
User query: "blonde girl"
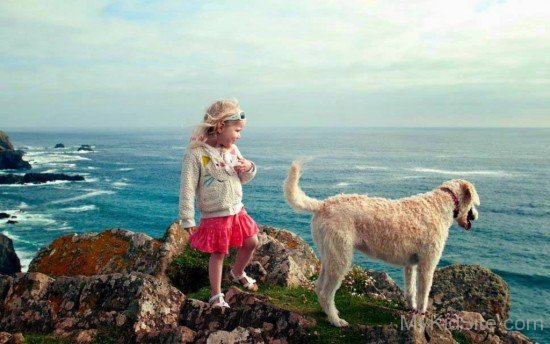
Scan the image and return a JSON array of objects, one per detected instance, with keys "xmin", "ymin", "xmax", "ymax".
[{"xmin": 179, "ymin": 99, "xmax": 259, "ymax": 308}]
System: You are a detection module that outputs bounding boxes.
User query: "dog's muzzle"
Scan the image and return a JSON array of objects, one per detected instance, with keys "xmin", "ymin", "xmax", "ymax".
[{"xmin": 463, "ymin": 209, "xmax": 476, "ymax": 230}]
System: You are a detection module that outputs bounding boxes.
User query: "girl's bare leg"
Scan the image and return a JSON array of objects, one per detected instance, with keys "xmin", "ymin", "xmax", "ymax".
[
  {"xmin": 209, "ymin": 252, "xmax": 226, "ymax": 296},
  {"xmin": 232, "ymin": 234, "xmax": 259, "ymax": 275}
]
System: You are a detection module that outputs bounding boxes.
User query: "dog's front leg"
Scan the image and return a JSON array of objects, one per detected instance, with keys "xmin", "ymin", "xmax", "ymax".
[
  {"xmin": 415, "ymin": 259, "xmax": 438, "ymax": 313},
  {"xmin": 404, "ymin": 265, "xmax": 417, "ymax": 310}
]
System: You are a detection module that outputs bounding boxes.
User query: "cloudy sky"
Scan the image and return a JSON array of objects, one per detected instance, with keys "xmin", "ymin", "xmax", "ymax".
[{"xmin": 1, "ymin": 0, "xmax": 549, "ymax": 129}]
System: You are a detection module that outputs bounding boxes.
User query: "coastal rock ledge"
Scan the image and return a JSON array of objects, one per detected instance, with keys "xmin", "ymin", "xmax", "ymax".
[
  {"xmin": 0, "ymin": 223, "xmax": 536, "ymax": 343},
  {"xmin": 0, "ymin": 130, "xmax": 31, "ymax": 170}
]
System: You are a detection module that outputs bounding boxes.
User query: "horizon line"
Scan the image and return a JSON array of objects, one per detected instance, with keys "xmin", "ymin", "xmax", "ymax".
[{"xmin": 2, "ymin": 125, "xmax": 550, "ymax": 132}]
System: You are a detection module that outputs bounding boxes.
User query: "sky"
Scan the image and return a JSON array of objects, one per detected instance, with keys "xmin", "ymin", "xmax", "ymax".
[{"xmin": 1, "ymin": 0, "xmax": 549, "ymax": 129}]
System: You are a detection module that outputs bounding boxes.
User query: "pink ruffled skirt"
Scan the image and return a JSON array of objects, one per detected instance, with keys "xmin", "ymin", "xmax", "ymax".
[{"xmin": 190, "ymin": 208, "xmax": 259, "ymax": 254}]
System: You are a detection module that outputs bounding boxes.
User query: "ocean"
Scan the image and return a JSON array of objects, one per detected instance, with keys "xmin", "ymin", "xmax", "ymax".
[{"xmin": 1, "ymin": 127, "xmax": 548, "ymax": 342}]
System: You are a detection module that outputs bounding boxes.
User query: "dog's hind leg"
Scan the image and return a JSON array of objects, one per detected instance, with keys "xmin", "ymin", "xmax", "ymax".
[
  {"xmin": 415, "ymin": 258, "xmax": 438, "ymax": 313},
  {"xmin": 404, "ymin": 265, "xmax": 417, "ymax": 310},
  {"xmin": 314, "ymin": 225, "xmax": 354, "ymax": 327}
]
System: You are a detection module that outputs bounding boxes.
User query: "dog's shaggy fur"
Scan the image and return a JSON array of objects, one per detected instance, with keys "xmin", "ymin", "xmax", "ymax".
[{"xmin": 284, "ymin": 162, "xmax": 480, "ymax": 327}]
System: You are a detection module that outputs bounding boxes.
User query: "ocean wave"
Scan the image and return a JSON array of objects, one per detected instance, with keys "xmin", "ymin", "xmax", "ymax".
[
  {"xmin": 117, "ymin": 168, "xmax": 134, "ymax": 172},
  {"xmin": 411, "ymin": 167, "xmax": 509, "ymax": 177},
  {"xmin": 25, "ymin": 152, "xmax": 91, "ymax": 167},
  {"xmin": 355, "ymin": 165, "xmax": 389, "ymax": 170},
  {"xmin": 61, "ymin": 205, "xmax": 97, "ymax": 213},
  {"xmin": 492, "ymin": 268, "xmax": 550, "ymax": 288},
  {"xmin": 49, "ymin": 190, "xmax": 115, "ymax": 205},
  {"xmin": 112, "ymin": 180, "xmax": 130, "ymax": 188},
  {"xmin": 0, "ymin": 180, "xmax": 72, "ymax": 188}
]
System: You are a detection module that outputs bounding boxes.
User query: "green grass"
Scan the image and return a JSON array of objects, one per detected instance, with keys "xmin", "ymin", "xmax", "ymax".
[
  {"xmin": 452, "ymin": 330, "xmax": 473, "ymax": 344},
  {"xmin": 189, "ymin": 282, "xmax": 404, "ymax": 344},
  {"xmin": 23, "ymin": 333, "xmax": 71, "ymax": 344}
]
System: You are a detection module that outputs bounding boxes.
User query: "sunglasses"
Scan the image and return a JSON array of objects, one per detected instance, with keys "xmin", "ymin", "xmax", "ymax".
[{"xmin": 225, "ymin": 111, "xmax": 246, "ymax": 121}]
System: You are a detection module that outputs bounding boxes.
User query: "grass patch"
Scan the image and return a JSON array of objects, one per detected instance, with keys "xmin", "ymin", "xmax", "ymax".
[
  {"xmin": 258, "ymin": 284, "xmax": 402, "ymax": 343},
  {"xmin": 188, "ymin": 283, "xmax": 404, "ymax": 344},
  {"xmin": 452, "ymin": 330, "xmax": 473, "ymax": 344},
  {"xmin": 23, "ymin": 334, "xmax": 71, "ymax": 344}
]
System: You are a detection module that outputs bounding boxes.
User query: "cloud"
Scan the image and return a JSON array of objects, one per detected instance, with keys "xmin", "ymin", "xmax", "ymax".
[{"xmin": 0, "ymin": 0, "xmax": 549, "ymax": 127}]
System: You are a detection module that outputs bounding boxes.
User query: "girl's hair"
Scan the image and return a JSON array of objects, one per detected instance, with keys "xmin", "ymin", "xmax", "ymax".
[{"xmin": 189, "ymin": 98, "xmax": 244, "ymax": 148}]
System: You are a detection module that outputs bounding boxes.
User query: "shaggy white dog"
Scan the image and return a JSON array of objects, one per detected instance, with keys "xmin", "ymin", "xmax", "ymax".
[{"xmin": 284, "ymin": 162, "xmax": 480, "ymax": 327}]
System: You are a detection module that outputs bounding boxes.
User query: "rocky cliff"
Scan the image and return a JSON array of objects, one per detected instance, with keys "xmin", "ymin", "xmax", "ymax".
[{"xmin": 0, "ymin": 224, "xmax": 535, "ymax": 343}]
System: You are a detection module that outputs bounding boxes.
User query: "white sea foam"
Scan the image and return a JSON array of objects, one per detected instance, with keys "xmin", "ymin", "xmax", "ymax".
[
  {"xmin": 25, "ymin": 152, "xmax": 91, "ymax": 167},
  {"xmin": 0, "ymin": 180, "xmax": 72, "ymax": 188},
  {"xmin": 411, "ymin": 167, "xmax": 509, "ymax": 176},
  {"xmin": 355, "ymin": 165, "xmax": 389, "ymax": 170},
  {"xmin": 117, "ymin": 168, "xmax": 134, "ymax": 172},
  {"xmin": 49, "ymin": 190, "xmax": 115, "ymax": 205},
  {"xmin": 18, "ymin": 202, "xmax": 28, "ymax": 210},
  {"xmin": 112, "ymin": 179, "xmax": 130, "ymax": 188},
  {"xmin": 336, "ymin": 182, "xmax": 352, "ymax": 187},
  {"xmin": 84, "ymin": 178, "xmax": 99, "ymax": 183},
  {"xmin": 87, "ymin": 166, "xmax": 98, "ymax": 170},
  {"xmin": 42, "ymin": 169, "xmax": 58, "ymax": 173},
  {"xmin": 61, "ymin": 205, "xmax": 97, "ymax": 213}
]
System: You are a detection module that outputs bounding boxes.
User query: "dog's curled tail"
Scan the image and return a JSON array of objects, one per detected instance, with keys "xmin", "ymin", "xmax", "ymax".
[{"xmin": 284, "ymin": 161, "xmax": 323, "ymax": 213}]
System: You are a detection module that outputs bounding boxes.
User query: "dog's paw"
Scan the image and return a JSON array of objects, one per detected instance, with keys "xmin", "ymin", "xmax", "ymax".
[{"xmin": 331, "ymin": 318, "xmax": 349, "ymax": 327}]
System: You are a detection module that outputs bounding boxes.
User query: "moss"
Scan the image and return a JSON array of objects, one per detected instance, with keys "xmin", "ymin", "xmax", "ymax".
[
  {"xmin": 22, "ymin": 333, "xmax": 71, "ymax": 344},
  {"xmin": 189, "ymin": 282, "xmax": 403, "ymax": 344},
  {"xmin": 167, "ymin": 244, "xmax": 238, "ymax": 294},
  {"xmin": 452, "ymin": 330, "xmax": 473, "ymax": 344},
  {"xmin": 32, "ymin": 232, "xmax": 131, "ymax": 277}
]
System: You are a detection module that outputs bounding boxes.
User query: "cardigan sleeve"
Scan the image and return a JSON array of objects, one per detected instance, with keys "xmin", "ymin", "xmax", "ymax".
[
  {"xmin": 178, "ymin": 150, "xmax": 200, "ymax": 228},
  {"xmin": 233, "ymin": 145, "xmax": 257, "ymax": 185}
]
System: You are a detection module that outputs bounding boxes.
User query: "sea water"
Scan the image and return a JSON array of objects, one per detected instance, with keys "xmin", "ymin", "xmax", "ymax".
[{"xmin": 1, "ymin": 127, "xmax": 548, "ymax": 342}]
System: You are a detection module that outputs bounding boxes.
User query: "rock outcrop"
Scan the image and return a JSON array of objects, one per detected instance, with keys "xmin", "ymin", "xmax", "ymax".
[
  {"xmin": 0, "ymin": 223, "xmax": 536, "ymax": 343},
  {"xmin": 430, "ymin": 264, "xmax": 511, "ymax": 324},
  {"xmin": 54, "ymin": 143, "xmax": 65, "ymax": 148},
  {"xmin": 0, "ymin": 173, "xmax": 85, "ymax": 185},
  {"xmin": 77, "ymin": 144, "xmax": 93, "ymax": 152},
  {"xmin": 0, "ymin": 272, "xmax": 186, "ymax": 343},
  {"xmin": 251, "ymin": 225, "xmax": 319, "ymax": 287},
  {"xmin": 0, "ymin": 234, "xmax": 21, "ymax": 276},
  {"xmin": 0, "ymin": 131, "xmax": 31, "ymax": 170},
  {"xmin": 29, "ymin": 222, "xmax": 189, "ymax": 282}
]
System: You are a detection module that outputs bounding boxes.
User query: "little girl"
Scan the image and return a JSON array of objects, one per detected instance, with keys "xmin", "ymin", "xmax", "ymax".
[{"xmin": 179, "ymin": 98, "xmax": 259, "ymax": 308}]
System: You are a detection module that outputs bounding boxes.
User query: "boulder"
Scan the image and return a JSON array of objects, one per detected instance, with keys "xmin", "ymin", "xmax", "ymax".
[
  {"xmin": 430, "ymin": 264, "xmax": 510, "ymax": 323},
  {"xmin": 0, "ymin": 151, "xmax": 31, "ymax": 170},
  {"xmin": 0, "ymin": 131, "xmax": 31, "ymax": 170},
  {"xmin": 29, "ymin": 222, "xmax": 190, "ymax": 281},
  {"xmin": 360, "ymin": 314, "xmax": 456, "ymax": 344},
  {"xmin": 0, "ymin": 173, "xmax": 85, "ymax": 185},
  {"xmin": 179, "ymin": 286, "xmax": 315, "ymax": 343},
  {"xmin": 54, "ymin": 143, "xmax": 65, "ymax": 148},
  {"xmin": 77, "ymin": 145, "xmax": 93, "ymax": 152},
  {"xmin": 0, "ymin": 272, "xmax": 186, "ymax": 342},
  {"xmin": 0, "ymin": 234, "xmax": 21, "ymax": 276},
  {"xmin": 0, "ymin": 213, "xmax": 9, "ymax": 220},
  {"xmin": 0, "ymin": 131, "xmax": 15, "ymax": 151},
  {"xmin": 250, "ymin": 226, "xmax": 319, "ymax": 287},
  {"xmin": 343, "ymin": 265, "xmax": 404, "ymax": 301}
]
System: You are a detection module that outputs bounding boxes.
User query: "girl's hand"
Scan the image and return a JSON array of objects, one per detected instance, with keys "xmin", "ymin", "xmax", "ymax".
[
  {"xmin": 234, "ymin": 157, "xmax": 253, "ymax": 173},
  {"xmin": 184, "ymin": 226, "xmax": 196, "ymax": 235}
]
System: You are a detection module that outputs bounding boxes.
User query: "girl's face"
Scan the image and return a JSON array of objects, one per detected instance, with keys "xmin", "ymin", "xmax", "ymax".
[{"xmin": 216, "ymin": 121, "xmax": 245, "ymax": 148}]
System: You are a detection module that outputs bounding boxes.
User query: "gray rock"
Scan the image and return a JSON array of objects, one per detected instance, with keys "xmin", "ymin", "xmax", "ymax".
[
  {"xmin": 0, "ymin": 272, "xmax": 186, "ymax": 342},
  {"xmin": 0, "ymin": 131, "xmax": 31, "ymax": 170},
  {"xmin": 0, "ymin": 234, "xmax": 21, "ymax": 276},
  {"xmin": 29, "ymin": 223, "xmax": 189, "ymax": 281},
  {"xmin": 430, "ymin": 264, "xmax": 510, "ymax": 324}
]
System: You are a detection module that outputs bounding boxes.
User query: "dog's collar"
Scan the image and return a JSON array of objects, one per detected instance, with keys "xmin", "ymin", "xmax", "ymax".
[{"xmin": 440, "ymin": 187, "xmax": 459, "ymax": 218}]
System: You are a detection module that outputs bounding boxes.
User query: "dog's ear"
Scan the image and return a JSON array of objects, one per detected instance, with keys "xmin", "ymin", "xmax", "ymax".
[
  {"xmin": 460, "ymin": 180, "xmax": 480, "ymax": 206},
  {"xmin": 461, "ymin": 182, "xmax": 472, "ymax": 205}
]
